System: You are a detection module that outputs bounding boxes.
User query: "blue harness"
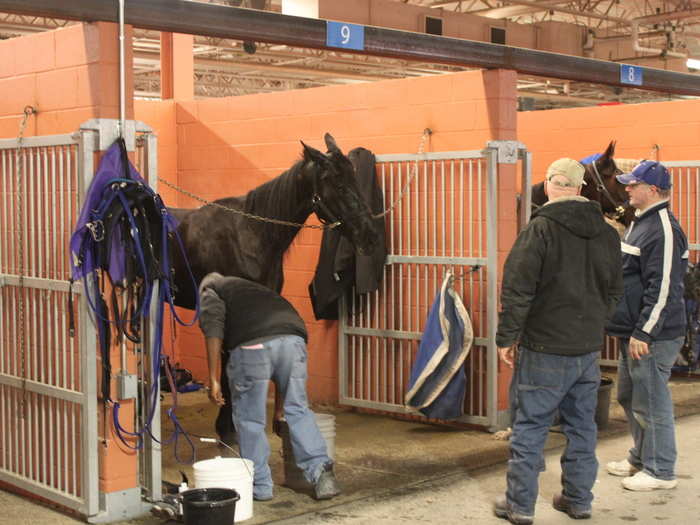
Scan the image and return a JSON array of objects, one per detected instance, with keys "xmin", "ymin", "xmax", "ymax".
[{"xmin": 69, "ymin": 138, "xmax": 199, "ymax": 452}]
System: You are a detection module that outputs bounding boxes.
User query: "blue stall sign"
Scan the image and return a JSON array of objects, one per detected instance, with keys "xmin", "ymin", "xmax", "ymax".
[
  {"xmin": 620, "ymin": 64, "xmax": 643, "ymax": 86},
  {"xmin": 326, "ymin": 21, "xmax": 365, "ymax": 50}
]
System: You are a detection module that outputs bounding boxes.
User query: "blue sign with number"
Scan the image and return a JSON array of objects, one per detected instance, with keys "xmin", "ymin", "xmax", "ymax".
[
  {"xmin": 326, "ymin": 21, "xmax": 365, "ymax": 50},
  {"xmin": 620, "ymin": 64, "xmax": 643, "ymax": 86}
]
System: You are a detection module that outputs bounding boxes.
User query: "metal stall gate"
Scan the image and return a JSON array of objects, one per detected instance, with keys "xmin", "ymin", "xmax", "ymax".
[
  {"xmin": 600, "ymin": 160, "xmax": 700, "ymax": 367},
  {"xmin": 339, "ymin": 143, "xmax": 529, "ymax": 430},
  {"xmin": 0, "ymin": 120, "xmax": 160, "ymax": 520},
  {"xmin": 0, "ymin": 130, "xmax": 99, "ymax": 515}
]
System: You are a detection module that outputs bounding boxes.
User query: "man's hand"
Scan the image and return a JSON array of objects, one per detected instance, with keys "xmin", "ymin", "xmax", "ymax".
[
  {"xmin": 498, "ymin": 346, "xmax": 515, "ymax": 368},
  {"xmin": 628, "ymin": 337, "xmax": 650, "ymax": 360},
  {"xmin": 208, "ymin": 379, "xmax": 225, "ymax": 406}
]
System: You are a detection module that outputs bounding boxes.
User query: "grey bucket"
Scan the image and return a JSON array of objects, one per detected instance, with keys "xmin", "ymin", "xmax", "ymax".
[{"xmin": 280, "ymin": 413, "xmax": 336, "ymax": 490}]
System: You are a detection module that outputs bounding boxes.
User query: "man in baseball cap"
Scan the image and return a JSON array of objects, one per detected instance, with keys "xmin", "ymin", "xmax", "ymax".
[
  {"xmin": 616, "ymin": 160, "xmax": 671, "ymax": 190},
  {"xmin": 545, "ymin": 157, "xmax": 587, "ymax": 188},
  {"xmin": 606, "ymin": 159, "xmax": 689, "ymax": 492}
]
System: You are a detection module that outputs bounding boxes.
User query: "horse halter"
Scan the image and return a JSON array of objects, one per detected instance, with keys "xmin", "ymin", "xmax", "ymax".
[
  {"xmin": 589, "ymin": 160, "xmax": 627, "ymax": 219},
  {"xmin": 309, "ymin": 166, "xmax": 342, "ymax": 228}
]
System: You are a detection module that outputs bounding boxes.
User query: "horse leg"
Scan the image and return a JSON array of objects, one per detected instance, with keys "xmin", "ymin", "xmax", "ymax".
[{"xmin": 216, "ymin": 350, "xmax": 237, "ymax": 450}]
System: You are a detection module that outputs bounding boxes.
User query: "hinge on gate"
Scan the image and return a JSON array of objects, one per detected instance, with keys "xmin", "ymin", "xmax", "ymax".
[
  {"xmin": 0, "ymin": 275, "xmax": 5, "ymax": 288},
  {"xmin": 487, "ymin": 140, "xmax": 526, "ymax": 164}
]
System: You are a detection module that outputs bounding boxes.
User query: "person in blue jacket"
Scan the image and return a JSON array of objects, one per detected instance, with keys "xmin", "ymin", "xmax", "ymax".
[{"xmin": 606, "ymin": 161, "xmax": 689, "ymax": 491}]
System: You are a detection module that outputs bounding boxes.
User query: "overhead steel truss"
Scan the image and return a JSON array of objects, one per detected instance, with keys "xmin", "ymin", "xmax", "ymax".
[{"xmin": 1, "ymin": 0, "xmax": 700, "ymax": 97}]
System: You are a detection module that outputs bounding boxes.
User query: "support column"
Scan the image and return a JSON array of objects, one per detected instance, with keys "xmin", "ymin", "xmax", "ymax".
[
  {"xmin": 160, "ymin": 32, "xmax": 194, "ymax": 100},
  {"xmin": 483, "ymin": 69, "xmax": 519, "ymax": 426}
]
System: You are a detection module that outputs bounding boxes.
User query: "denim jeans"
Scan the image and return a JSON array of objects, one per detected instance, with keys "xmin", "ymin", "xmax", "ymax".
[
  {"xmin": 507, "ymin": 347, "xmax": 600, "ymax": 516},
  {"xmin": 617, "ymin": 336, "xmax": 684, "ymax": 481},
  {"xmin": 227, "ymin": 335, "xmax": 330, "ymax": 499}
]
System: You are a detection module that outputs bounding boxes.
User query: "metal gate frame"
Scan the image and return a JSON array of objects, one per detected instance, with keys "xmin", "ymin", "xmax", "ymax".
[
  {"xmin": 339, "ymin": 142, "xmax": 530, "ymax": 430},
  {"xmin": 0, "ymin": 119, "xmax": 161, "ymax": 520}
]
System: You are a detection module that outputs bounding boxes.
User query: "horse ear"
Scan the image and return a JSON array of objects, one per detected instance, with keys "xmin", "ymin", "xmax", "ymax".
[
  {"xmin": 603, "ymin": 141, "xmax": 616, "ymax": 158},
  {"xmin": 301, "ymin": 141, "xmax": 327, "ymax": 164},
  {"xmin": 324, "ymin": 133, "xmax": 342, "ymax": 155}
]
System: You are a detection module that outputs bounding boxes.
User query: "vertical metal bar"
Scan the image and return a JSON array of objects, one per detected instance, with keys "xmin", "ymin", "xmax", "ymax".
[
  {"xmin": 59, "ymin": 146, "xmax": 65, "ymax": 280},
  {"xmin": 441, "ymin": 160, "xmax": 446, "ymax": 261},
  {"xmin": 450, "ymin": 160, "xmax": 455, "ymax": 259},
  {"xmin": 67, "ymin": 147, "xmax": 75, "ymax": 391},
  {"xmin": 520, "ymin": 150, "xmax": 532, "ymax": 228},
  {"xmin": 79, "ymin": 130, "xmax": 99, "ymax": 516},
  {"xmin": 1, "ymin": 151, "xmax": 6, "ymax": 273},
  {"xmin": 50, "ymin": 149, "xmax": 57, "ymax": 282},
  {"xmin": 486, "ymin": 148, "xmax": 499, "ymax": 428}
]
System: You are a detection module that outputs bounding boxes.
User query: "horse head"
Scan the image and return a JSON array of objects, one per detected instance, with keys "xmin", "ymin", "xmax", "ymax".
[
  {"xmin": 583, "ymin": 141, "xmax": 632, "ymax": 223},
  {"xmin": 301, "ymin": 133, "xmax": 378, "ymax": 255}
]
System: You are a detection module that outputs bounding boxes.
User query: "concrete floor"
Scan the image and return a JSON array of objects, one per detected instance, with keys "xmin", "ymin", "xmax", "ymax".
[{"xmin": 1, "ymin": 370, "xmax": 700, "ymax": 524}]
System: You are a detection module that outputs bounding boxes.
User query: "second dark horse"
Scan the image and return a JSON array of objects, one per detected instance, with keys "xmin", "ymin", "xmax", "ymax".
[{"xmin": 530, "ymin": 141, "xmax": 634, "ymax": 225}]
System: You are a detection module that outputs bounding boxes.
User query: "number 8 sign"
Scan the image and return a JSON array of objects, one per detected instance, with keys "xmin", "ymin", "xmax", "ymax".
[
  {"xmin": 327, "ymin": 21, "xmax": 365, "ymax": 50},
  {"xmin": 620, "ymin": 64, "xmax": 643, "ymax": 86}
]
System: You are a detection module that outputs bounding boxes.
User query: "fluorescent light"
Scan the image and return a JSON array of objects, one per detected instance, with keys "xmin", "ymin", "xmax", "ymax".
[{"xmin": 687, "ymin": 58, "xmax": 700, "ymax": 69}]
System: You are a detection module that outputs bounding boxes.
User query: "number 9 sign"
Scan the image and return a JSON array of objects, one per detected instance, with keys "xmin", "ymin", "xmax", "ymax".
[{"xmin": 327, "ymin": 21, "xmax": 365, "ymax": 50}]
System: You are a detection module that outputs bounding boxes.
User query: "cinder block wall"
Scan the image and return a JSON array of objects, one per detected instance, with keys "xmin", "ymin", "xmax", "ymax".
[{"xmin": 518, "ymin": 99, "xmax": 700, "ymax": 179}]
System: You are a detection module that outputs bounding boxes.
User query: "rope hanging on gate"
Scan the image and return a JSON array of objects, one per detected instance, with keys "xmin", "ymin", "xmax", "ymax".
[{"xmin": 15, "ymin": 105, "xmax": 36, "ymax": 420}]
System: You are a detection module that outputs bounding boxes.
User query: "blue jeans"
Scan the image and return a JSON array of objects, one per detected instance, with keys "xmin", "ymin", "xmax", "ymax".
[
  {"xmin": 507, "ymin": 347, "xmax": 600, "ymax": 516},
  {"xmin": 227, "ymin": 335, "xmax": 330, "ymax": 499},
  {"xmin": 617, "ymin": 336, "xmax": 684, "ymax": 481}
]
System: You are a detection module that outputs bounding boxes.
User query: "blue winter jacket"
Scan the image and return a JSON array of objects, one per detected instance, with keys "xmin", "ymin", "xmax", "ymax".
[{"xmin": 606, "ymin": 200, "xmax": 689, "ymax": 343}]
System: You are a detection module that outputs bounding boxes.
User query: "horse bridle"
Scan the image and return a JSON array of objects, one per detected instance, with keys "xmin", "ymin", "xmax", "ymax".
[
  {"xmin": 588, "ymin": 160, "xmax": 628, "ymax": 220},
  {"xmin": 309, "ymin": 165, "xmax": 343, "ymax": 227}
]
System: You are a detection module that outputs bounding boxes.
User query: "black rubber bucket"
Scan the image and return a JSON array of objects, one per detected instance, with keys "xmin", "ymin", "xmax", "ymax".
[
  {"xmin": 595, "ymin": 376, "xmax": 614, "ymax": 430},
  {"xmin": 181, "ymin": 487, "xmax": 240, "ymax": 525}
]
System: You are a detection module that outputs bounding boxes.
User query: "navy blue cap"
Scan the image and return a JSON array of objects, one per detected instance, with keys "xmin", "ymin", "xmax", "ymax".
[{"xmin": 616, "ymin": 160, "xmax": 671, "ymax": 190}]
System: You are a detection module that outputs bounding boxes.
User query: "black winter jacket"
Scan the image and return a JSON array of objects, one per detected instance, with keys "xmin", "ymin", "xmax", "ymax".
[
  {"xmin": 606, "ymin": 200, "xmax": 688, "ymax": 342},
  {"xmin": 496, "ymin": 198, "xmax": 623, "ymax": 356}
]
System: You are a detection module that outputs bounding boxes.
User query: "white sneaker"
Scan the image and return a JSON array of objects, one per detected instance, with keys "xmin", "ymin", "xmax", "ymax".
[
  {"xmin": 622, "ymin": 471, "xmax": 678, "ymax": 491},
  {"xmin": 606, "ymin": 459, "xmax": 639, "ymax": 477}
]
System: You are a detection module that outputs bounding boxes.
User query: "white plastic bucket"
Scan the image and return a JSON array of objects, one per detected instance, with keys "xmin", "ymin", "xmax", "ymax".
[
  {"xmin": 314, "ymin": 413, "xmax": 336, "ymax": 460},
  {"xmin": 193, "ymin": 457, "xmax": 254, "ymax": 522},
  {"xmin": 282, "ymin": 413, "xmax": 337, "ymax": 490}
]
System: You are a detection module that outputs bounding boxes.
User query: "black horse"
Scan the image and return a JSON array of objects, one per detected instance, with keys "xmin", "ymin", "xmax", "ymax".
[
  {"xmin": 530, "ymin": 141, "xmax": 635, "ymax": 225},
  {"xmin": 169, "ymin": 133, "xmax": 379, "ymax": 309},
  {"xmin": 168, "ymin": 133, "xmax": 379, "ymax": 445}
]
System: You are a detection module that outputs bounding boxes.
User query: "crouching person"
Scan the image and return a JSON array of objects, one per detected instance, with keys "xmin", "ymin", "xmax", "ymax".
[{"xmin": 198, "ymin": 272, "xmax": 341, "ymax": 501}]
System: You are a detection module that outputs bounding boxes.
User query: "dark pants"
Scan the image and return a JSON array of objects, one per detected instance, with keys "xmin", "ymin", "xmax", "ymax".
[{"xmin": 507, "ymin": 347, "xmax": 600, "ymax": 516}]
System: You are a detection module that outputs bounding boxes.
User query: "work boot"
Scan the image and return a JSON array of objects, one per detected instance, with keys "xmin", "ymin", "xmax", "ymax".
[
  {"xmin": 493, "ymin": 496, "xmax": 534, "ymax": 525},
  {"xmin": 313, "ymin": 463, "xmax": 341, "ymax": 500},
  {"xmin": 552, "ymin": 493, "xmax": 592, "ymax": 519}
]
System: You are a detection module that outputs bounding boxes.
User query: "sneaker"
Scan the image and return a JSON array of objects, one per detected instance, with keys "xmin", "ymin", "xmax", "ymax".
[
  {"xmin": 493, "ymin": 496, "xmax": 534, "ymax": 525},
  {"xmin": 313, "ymin": 463, "xmax": 341, "ymax": 500},
  {"xmin": 606, "ymin": 459, "xmax": 639, "ymax": 477},
  {"xmin": 552, "ymin": 494, "xmax": 592, "ymax": 520},
  {"xmin": 621, "ymin": 471, "xmax": 678, "ymax": 491}
]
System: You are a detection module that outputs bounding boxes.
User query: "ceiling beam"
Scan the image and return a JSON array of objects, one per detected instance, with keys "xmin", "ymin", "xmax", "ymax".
[{"xmin": 1, "ymin": 0, "xmax": 699, "ymax": 96}]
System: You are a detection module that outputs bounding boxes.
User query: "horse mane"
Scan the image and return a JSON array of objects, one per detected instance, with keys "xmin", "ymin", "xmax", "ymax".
[{"xmin": 242, "ymin": 159, "xmax": 310, "ymax": 246}]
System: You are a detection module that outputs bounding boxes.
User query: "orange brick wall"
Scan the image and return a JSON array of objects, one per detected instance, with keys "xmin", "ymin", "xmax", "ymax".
[
  {"xmin": 136, "ymin": 69, "xmax": 520, "ymax": 405},
  {"xmin": 0, "ymin": 22, "xmax": 134, "ymax": 138},
  {"xmin": 518, "ymin": 99, "xmax": 700, "ymax": 182}
]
